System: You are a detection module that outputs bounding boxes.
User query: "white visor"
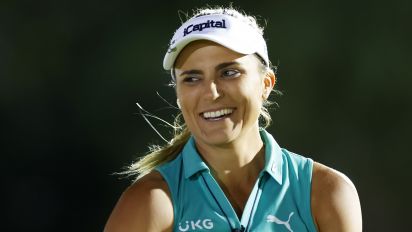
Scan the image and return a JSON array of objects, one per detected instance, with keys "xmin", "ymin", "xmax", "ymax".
[{"xmin": 163, "ymin": 14, "xmax": 269, "ymax": 70}]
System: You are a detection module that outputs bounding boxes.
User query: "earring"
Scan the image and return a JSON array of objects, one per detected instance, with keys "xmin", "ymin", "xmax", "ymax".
[
  {"xmin": 176, "ymin": 99, "xmax": 181, "ymax": 109},
  {"xmin": 263, "ymin": 89, "xmax": 270, "ymax": 99}
]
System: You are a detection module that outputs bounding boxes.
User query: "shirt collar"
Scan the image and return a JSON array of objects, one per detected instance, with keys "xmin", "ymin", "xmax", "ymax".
[
  {"xmin": 182, "ymin": 136, "xmax": 210, "ymax": 179},
  {"xmin": 182, "ymin": 129, "xmax": 283, "ymax": 184},
  {"xmin": 260, "ymin": 129, "xmax": 283, "ymax": 184}
]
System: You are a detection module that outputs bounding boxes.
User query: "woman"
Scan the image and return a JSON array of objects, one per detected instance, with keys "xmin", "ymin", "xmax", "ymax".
[{"xmin": 105, "ymin": 7, "xmax": 362, "ymax": 232}]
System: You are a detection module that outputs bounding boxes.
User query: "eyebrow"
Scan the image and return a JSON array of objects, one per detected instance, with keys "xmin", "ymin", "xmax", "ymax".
[
  {"xmin": 179, "ymin": 69, "xmax": 203, "ymax": 76},
  {"xmin": 215, "ymin": 61, "xmax": 240, "ymax": 70},
  {"xmin": 178, "ymin": 61, "xmax": 241, "ymax": 77}
]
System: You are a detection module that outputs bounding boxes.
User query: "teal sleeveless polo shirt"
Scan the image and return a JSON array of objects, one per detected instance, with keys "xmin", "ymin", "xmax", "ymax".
[{"xmin": 156, "ymin": 130, "xmax": 318, "ymax": 232}]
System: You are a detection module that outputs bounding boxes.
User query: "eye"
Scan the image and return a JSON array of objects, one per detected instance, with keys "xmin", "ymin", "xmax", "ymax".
[
  {"xmin": 221, "ymin": 69, "xmax": 241, "ymax": 78},
  {"xmin": 182, "ymin": 76, "xmax": 200, "ymax": 83}
]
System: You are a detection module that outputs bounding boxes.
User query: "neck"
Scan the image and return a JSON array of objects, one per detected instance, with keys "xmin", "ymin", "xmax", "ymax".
[{"xmin": 195, "ymin": 127, "xmax": 265, "ymax": 183}]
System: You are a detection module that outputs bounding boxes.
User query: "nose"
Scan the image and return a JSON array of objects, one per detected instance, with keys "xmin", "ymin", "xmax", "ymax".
[{"xmin": 204, "ymin": 80, "xmax": 222, "ymax": 101}]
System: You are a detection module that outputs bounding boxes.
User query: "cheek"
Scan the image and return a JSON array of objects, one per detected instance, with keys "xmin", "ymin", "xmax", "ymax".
[
  {"xmin": 178, "ymin": 98, "xmax": 194, "ymax": 117},
  {"xmin": 178, "ymin": 101, "xmax": 195, "ymax": 128},
  {"xmin": 231, "ymin": 89, "xmax": 262, "ymax": 119},
  {"xmin": 175, "ymin": 84, "xmax": 184, "ymax": 99},
  {"xmin": 176, "ymin": 88, "xmax": 190, "ymax": 109},
  {"xmin": 239, "ymin": 82, "xmax": 265, "ymax": 117},
  {"xmin": 176, "ymin": 84, "xmax": 197, "ymax": 100},
  {"xmin": 176, "ymin": 86, "xmax": 197, "ymax": 119},
  {"xmin": 237, "ymin": 79, "xmax": 265, "ymax": 103},
  {"xmin": 249, "ymin": 96, "xmax": 264, "ymax": 115}
]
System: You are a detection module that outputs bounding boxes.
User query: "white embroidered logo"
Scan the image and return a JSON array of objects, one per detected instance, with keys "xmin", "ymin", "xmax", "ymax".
[
  {"xmin": 178, "ymin": 219, "xmax": 214, "ymax": 231},
  {"xmin": 266, "ymin": 212, "xmax": 294, "ymax": 232}
]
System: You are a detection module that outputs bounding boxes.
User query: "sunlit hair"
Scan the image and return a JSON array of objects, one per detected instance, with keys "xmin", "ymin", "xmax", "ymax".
[{"xmin": 123, "ymin": 6, "xmax": 279, "ymax": 181}]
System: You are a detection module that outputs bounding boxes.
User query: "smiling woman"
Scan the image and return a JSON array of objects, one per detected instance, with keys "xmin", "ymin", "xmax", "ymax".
[
  {"xmin": 174, "ymin": 40, "xmax": 270, "ymax": 148},
  {"xmin": 104, "ymin": 6, "xmax": 362, "ymax": 232}
]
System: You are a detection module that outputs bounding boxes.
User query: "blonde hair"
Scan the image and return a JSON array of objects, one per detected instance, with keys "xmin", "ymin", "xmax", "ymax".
[{"xmin": 124, "ymin": 6, "xmax": 278, "ymax": 181}]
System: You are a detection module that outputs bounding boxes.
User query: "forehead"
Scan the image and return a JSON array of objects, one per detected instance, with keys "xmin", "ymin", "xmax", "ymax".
[{"xmin": 174, "ymin": 40, "xmax": 259, "ymax": 70}]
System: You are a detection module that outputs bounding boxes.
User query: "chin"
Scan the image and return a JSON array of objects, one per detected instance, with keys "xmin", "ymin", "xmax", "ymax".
[{"xmin": 197, "ymin": 128, "xmax": 240, "ymax": 146}]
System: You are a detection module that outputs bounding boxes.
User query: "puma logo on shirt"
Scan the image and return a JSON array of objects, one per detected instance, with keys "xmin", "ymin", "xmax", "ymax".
[{"xmin": 266, "ymin": 212, "xmax": 294, "ymax": 232}]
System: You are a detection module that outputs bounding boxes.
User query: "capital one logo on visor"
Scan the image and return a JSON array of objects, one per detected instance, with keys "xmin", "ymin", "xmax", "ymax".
[{"xmin": 183, "ymin": 19, "xmax": 227, "ymax": 36}]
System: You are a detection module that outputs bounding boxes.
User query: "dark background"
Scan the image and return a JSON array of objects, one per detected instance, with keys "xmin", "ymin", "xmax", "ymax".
[{"xmin": 2, "ymin": 0, "xmax": 411, "ymax": 231}]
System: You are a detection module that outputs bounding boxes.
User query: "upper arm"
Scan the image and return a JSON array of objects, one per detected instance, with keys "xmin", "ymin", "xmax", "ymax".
[
  {"xmin": 311, "ymin": 162, "xmax": 362, "ymax": 232},
  {"xmin": 104, "ymin": 172, "xmax": 174, "ymax": 232}
]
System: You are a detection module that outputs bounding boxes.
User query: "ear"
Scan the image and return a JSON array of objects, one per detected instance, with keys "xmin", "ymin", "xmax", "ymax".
[{"xmin": 263, "ymin": 70, "xmax": 276, "ymax": 99}]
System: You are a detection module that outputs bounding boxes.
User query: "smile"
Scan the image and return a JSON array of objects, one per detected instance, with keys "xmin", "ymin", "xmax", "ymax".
[{"xmin": 201, "ymin": 108, "xmax": 234, "ymax": 120}]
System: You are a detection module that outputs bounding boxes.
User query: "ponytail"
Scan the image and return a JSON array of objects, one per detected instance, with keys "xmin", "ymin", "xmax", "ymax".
[{"xmin": 122, "ymin": 114, "xmax": 190, "ymax": 181}]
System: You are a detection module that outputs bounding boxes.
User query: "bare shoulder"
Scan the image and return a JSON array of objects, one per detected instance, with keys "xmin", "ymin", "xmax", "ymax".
[
  {"xmin": 104, "ymin": 171, "xmax": 174, "ymax": 232},
  {"xmin": 311, "ymin": 162, "xmax": 362, "ymax": 232}
]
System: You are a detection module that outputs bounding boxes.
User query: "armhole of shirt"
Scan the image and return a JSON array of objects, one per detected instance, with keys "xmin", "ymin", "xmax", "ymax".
[
  {"xmin": 155, "ymin": 168, "xmax": 178, "ymax": 230},
  {"xmin": 303, "ymin": 158, "xmax": 318, "ymax": 232}
]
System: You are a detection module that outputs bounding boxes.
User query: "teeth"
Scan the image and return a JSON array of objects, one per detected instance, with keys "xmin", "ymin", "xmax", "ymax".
[{"xmin": 203, "ymin": 108, "xmax": 233, "ymax": 119}]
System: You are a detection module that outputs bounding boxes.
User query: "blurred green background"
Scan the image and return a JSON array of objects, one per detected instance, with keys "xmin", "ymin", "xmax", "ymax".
[{"xmin": 1, "ymin": 0, "xmax": 411, "ymax": 231}]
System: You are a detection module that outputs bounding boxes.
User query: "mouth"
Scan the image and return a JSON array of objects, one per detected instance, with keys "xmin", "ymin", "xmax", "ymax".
[{"xmin": 200, "ymin": 108, "xmax": 235, "ymax": 121}]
